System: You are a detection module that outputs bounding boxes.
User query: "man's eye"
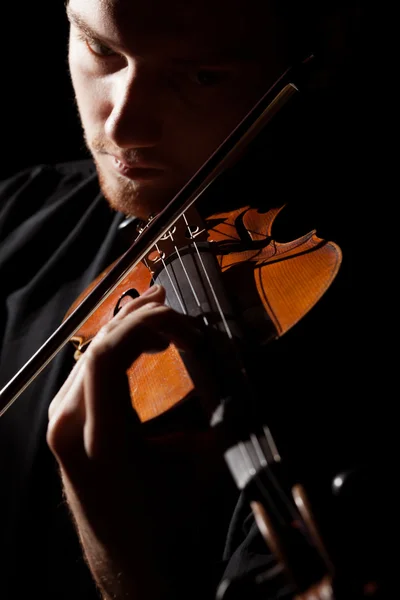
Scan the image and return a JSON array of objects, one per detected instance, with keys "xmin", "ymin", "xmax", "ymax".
[
  {"xmin": 85, "ymin": 39, "xmax": 116, "ymax": 58},
  {"xmin": 191, "ymin": 69, "xmax": 229, "ymax": 86}
]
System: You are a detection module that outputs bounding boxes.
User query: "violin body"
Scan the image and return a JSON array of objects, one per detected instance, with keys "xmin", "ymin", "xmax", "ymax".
[{"xmin": 66, "ymin": 203, "xmax": 341, "ymax": 422}]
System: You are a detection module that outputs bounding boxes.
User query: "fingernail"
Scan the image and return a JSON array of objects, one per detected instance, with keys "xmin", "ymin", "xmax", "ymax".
[{"xmin": 141, "ymin": 284, "xmax": 160, "ymax": 297}]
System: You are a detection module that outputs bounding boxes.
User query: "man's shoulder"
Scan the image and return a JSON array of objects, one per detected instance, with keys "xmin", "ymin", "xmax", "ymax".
[
  {"xmin": 0, "ymin": 158, "xmax": 97, "ymax": 191},
  {"xmin": 1, "ymin": 158, "xmax": 96, "ymax": 178},
  {"xmin": 42, "ymin": 158, "xmax": 97, "ymax": 180},
  {"xmin": 0, "ymin": 159, "xmax": 103, "ymax": 243},
  {"xmin": 0, "ymin": 158, "xmax": 100, "ymax": 213}
]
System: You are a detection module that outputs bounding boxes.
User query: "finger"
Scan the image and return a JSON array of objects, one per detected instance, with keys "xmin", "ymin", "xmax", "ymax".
[
  {"xmin": 47, "ymin": 359, "xmax": 87, "ymax": 462},
  {"xmin": 48, "ymin": 285, "xmax": 165, "ymax": 420},
  {"xmin": 89, "ymin": 302, "xmax": 205, "ymax": 362},
  {"xmin": 139, "ymin": 304, "xmax": 206, "ymax": 353},
  {"xmin": 48, "ymin": 349, "xmax": 90, "ymax": 421}
]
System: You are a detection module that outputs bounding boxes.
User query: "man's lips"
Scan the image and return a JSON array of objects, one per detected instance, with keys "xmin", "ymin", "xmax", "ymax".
[{"xmin": 110, "ymin": 154, "xmax": 165, "ymax": 180}]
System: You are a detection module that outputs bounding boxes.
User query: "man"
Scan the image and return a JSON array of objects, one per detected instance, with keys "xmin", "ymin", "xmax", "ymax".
[{"xmin": 1, "ymin": 1, "xmax": 384, "ymax": 599}]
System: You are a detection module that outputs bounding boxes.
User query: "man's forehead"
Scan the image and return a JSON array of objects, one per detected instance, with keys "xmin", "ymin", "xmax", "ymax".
[{"xmin": 70, "ymin": 0, "xmax": 278, "ymax": 49}]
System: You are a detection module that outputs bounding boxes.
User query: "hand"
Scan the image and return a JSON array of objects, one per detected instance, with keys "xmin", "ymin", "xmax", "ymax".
[{"xmin": 47, "ymin": 285, "xmax": 235, "ymax": 599}]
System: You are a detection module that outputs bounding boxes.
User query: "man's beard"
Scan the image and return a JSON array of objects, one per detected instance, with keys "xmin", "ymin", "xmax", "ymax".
[
  {"xmin": 86, "ymin": 133, "xmax": 183, "ymax": 219},
  {"xmin": 95, "ymin": 158, "xmax": 142, "ymax": 218}
]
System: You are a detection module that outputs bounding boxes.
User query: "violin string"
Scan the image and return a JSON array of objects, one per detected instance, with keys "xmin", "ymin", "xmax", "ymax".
[
  {"xmin": 154, "ymin": 242, "xmax": 187, "ymax": 314},
  {"xmin": 182, "ymin": 212, "xmax": 233, "ymax": 340},
  {"xmin": 166, "ymin": 229, "xmax": 210, "ymax": 327},
  {"xmin": 249, "ymin": 433, "xmax": 300, "ymax": 520},
  {"xmin": 237, "ymin": 440, "xmax": 286, "ymax": 526},
  {"xmin": 242, "ymin": 436, "xmax": 299, "ymax": 521},
  {"xmin": 174, "ymin": 244, "xmax": 208, "ymax": 323},
  {"xmin": 250, "ymin": 432, "xmax": 270, "ymax": 467},
  {"xmin": 143, "ymin": 258, "xmax": 156, "ymax": 284},
  {"xmin": 263, "ymin": 425, "xmax": 281, "ymax": 463}
]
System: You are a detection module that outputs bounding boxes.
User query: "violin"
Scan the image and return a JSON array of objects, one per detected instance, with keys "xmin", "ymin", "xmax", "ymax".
[
  {"xmin": 0, "ymin": 58, "xmax": 386, "ymax": 598},
  {"xmin": 65, "ymin": 201, "xmax": 341, "ymax": 423}
]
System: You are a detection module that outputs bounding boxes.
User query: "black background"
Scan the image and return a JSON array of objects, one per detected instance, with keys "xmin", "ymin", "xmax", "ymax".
[{"xmin": 1, "ymin": 3, "xmax": 86, "ymax": 180}]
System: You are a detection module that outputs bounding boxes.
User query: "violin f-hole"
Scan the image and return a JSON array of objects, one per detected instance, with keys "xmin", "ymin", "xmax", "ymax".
[{"xmin": 113, "ymin": 288, "xmax": 140, "ymax": 316}]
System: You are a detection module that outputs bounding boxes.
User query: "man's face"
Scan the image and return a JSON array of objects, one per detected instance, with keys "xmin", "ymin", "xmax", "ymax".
[{"xmin": 67, "ymin": 0, "xmax": 288, "ymax": 219}]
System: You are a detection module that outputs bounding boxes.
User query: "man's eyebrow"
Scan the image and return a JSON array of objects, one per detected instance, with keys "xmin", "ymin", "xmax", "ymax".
[{"xmin": 66, "ymin": 6, "xmax": 107, "ymax": 40}]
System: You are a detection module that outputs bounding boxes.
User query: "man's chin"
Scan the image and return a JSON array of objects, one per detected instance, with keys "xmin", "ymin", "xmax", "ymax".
[{"xmin": 96, "ymin": 166, "xmax": 172, "ymax": 220}]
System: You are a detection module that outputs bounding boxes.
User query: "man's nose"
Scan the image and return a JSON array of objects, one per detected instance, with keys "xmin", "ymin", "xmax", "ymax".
[{"xmin": 104, "ymin": 65, "xmax": 163, "ymax": 149}]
